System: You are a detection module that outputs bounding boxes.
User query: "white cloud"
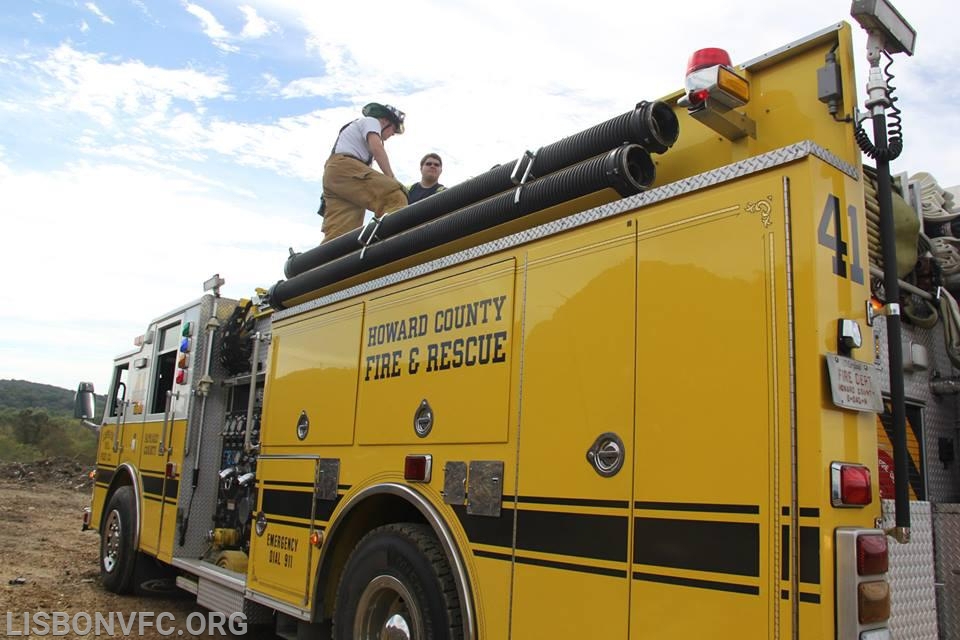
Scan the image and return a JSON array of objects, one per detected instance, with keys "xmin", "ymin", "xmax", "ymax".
[
  {"xmin": 0, "ymin": 160, "xmax": 315, "ymax": 392},
  {"xmin": 85, "ymin": 2, "xmax": 115, "ymax": 25},
  {"xmin": 12, "ymin": 44, "xmax": 334, "ymax": 183},
  {"xmin": 32, "ymin": 12, "xmax": 44, "ymax": 24},
  {"xmin": 80, "ymin": 20, "xmax": 90, "ymax": 33},
  {"xmin": 259, "ymin": 72, "xmax": 280, "ymax": 93},
  {"xmin": 129, "ymin": 0, "xmax": 155, "ymax": 22},
  {"xmin": 183, "ymin": 3, "xmax": 279, "ymax": 53},
  {"xmin": 239, "ymin": 5, "xmax": 278, "ymax": 39},
  {"xmin": 183, "ymin": 2, "xmax": 239, "ymax": 52},
  {"xmin": 30, "ymin": 44, "xmax": 229, "ymax": 127},
  {"xmin": 238, "ymin": 0, "xmax": 960, "ymax": 189}
]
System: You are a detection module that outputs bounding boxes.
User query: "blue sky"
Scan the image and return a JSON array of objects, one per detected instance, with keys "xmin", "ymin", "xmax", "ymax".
[{"xmin": 2, "ymin": 0, "xmax": 959, "ymax": 394}]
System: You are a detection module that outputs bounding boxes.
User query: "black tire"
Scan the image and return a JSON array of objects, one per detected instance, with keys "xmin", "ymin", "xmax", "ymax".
[
  {"xmin": 100, "ymin": 485, "xmax": 138, "ymax": 594},
  {"xmin": 333, "ymin": 523, "xmax": 463, "ymax": 640}
]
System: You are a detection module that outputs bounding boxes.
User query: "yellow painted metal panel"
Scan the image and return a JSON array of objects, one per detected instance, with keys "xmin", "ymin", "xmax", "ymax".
[
  {"xmin": 248, "ymin": 457, "xmax": 320, "ymax": 606},
  {"xmin": 462, "ymin": 553, "xmax": 510, "ymax": 640},
  {"xmin": 137, "ymin": 418, "xmax": 167, "ymax": 554},
  {"xmin": 91, "ymin": 426, "xmax": 119, "ymax": 532},
  {"xmin": 788, "ymin": 161, "xmax": 877, "ymax": 640},
  {"xmin": 112, "ymin": 420, "xmax": 145, "ymax": 545},
  {"xmin": 263, "ymin": 303, "xmax": 364, "ymax": 447},
  {"xmin": 357, "ymin": 259, "xmax": 516, "ymax": 445},
  {"xmin": 511, "ymin": 219, "xmax": 634, "ymax": 637},
  {"xmin": 632, "ymin": 173, "xmax": 787, "ymax": 639},
  {"xmin": 657, "ymin": 24, "xmax": 860, "ymax": 188},
  {"xmin": 157, "ymin": 418, "xmax": 187, "ymax": 563},
  {"xmin": 512, "ymin": 565, "xmax": 630, "ymax": 637}
]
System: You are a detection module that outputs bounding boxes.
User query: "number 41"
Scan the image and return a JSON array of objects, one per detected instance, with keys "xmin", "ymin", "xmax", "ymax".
[{"xmin": 817, "ymin": 194, "xmax": 864, "ymax": 284}]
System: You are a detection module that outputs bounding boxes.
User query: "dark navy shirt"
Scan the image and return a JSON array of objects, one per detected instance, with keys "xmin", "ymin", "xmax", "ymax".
[{"xmin": 408, "ymin": 182, "xmax": 445, "ymax": 204}]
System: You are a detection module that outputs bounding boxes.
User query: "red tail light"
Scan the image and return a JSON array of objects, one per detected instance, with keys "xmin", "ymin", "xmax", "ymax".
[
  {"xmin": 404, "ymin": 455, "xmax": 432, "ymax": 483},
  {"xmin": 831, "ymin": 462, "xmax": 872, "ymax": 507},
  {"xmin": 837, "ymin": 529, "xmax": 891, "ymax": 637},
  {"xmin": 857, "ymin": 534, "xmax": 889, "ymax": 575}
]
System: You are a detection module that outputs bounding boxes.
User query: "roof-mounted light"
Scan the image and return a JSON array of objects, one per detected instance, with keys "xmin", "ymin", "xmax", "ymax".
[
  {"xmin": 203, "ymin": 273, "xmax": 225, "ymax": 295},
  {"xmin": 686, "ymin": 47, "xmax": 732, "ymax": 75},
  {"xmin": 681, "ymin": 47, "xmax": 755, "ymax": 141},
  {"xmin": 684, "ymin": 48, "xmax": 749, "ymax": 108},
  {"xmin": 851, "ymin": 0, "xmax": 916, "ymax": 56}
]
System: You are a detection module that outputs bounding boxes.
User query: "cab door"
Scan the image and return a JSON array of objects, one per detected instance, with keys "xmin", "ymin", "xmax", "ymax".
[
  {"xmin": 92, "ymin": 359, "xmax": 132, "ymax": 531},
  {"xmin": 138, "ymin": 319, "xmax": 188, "ymax": 556},
  {"xmin": 511, "ymin": 218, "xmax": 636, "ymax": 637}
]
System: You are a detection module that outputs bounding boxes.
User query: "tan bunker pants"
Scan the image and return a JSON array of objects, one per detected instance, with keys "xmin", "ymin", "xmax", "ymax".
[{"xmin": 321, "ymin": 155, "xmax": 407, "ymax": 243}]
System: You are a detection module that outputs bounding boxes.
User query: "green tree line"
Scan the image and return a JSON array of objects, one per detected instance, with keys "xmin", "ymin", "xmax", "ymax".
[{"xmin": 0, "ymin": 379, "xmax": 106, "ymax": 464}]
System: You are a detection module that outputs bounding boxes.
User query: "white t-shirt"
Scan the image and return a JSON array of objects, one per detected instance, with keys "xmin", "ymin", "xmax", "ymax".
[{"xmin": 333, "ymin": 116, "xmax": 382, "ymax": 164}]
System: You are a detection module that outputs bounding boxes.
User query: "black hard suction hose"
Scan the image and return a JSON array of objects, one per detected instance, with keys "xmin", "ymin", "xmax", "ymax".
[
  {"xmin": 283, "ymin": 101, "xmax": 678, "ymax": 278},
  {"xmin": 271, "ymin": 144, "xmax": 653, "ymax": 309}
]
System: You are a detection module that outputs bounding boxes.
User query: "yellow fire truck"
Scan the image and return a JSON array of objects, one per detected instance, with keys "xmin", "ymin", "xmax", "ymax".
[{"xmin": 76, "ymin": 2, "xmax": 956, "ymax": 638}]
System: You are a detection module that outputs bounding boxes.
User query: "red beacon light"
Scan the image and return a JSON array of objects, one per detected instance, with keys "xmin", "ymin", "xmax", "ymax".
[
  {"xmin": 681, "ymin": 45, "xmax": 754, "ymax": 141},
  {"xmin": 687, "ymin": 47, "xmax": 733, "ymax": 75},
  {"xmin": 683, "ymin": 47, "xmax": 750, "ymax": 110}
]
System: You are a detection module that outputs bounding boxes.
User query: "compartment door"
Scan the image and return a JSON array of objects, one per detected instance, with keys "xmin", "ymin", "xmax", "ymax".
[
  {"xmin": 631, "ymin": 180, "xmax": 783, "ymax": 639},
  {"xmin": 511, "ymin": 219, "xmax": 636, "ymax": 638},
  {"xmin": 248, "ymin": 457, "xmax": 320, "ymax": 608}
]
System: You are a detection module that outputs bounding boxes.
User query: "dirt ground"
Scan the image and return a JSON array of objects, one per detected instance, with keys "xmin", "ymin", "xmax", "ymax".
[{"xmin": 0, "ymin": 459, "xmax": 262, "ymax": 638}]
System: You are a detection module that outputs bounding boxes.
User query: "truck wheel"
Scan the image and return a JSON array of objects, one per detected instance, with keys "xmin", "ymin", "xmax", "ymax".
[
  {"xmin": 100, "ymin": 486, "xmax": 137, "ymax": 594},
  {"xmin": 333, "ymin": 523, "xmax": 462, "ymax": 640}
]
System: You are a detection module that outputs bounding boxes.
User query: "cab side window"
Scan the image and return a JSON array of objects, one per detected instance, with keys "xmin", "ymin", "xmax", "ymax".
[
  {"xmin": 151, "ymin": 323, "xmax": 180, "ymax": 414},
  {"xmin": 109, "ymin": 363, "xmax": 129, "ymax": 418}
]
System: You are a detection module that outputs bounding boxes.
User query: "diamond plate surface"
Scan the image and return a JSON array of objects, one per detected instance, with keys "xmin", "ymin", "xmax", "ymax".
[
  {"xmin": 873, "ymin": 319, "xmax": 960, "ymax": 502},
  {"xmin": 882, "ymin": 499, "xmax": 940, "ymax": 639},
  {"xmin": 175, "ymin": 295, "xmax": 241, "ymax": 559},
  {"xmin": 276, "ymin": 141, "xmax": 849, "ymax": 321},
  {"xmin": 934, "ymin": 504, "xmax": 960, "ymax": 640}
]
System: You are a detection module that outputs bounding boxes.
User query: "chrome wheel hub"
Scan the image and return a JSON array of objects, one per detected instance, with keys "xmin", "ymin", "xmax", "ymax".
[
  {"xmin": 102, "ymin": 509, "xmax": 122, "ymax": 573},
  {"xmin": 354, "ymin": 575, "xmax": 422, "ymax": 640}
]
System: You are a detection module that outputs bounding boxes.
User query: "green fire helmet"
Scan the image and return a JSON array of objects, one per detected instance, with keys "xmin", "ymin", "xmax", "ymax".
[{"xmin": 362, "ymin": 102, "xmax": 405, "ymax": 134}]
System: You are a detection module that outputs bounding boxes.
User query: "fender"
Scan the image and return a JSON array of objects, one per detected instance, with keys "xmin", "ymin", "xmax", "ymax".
[
  {"xmin": 104, "ymin": 461, "xmax": 143, "ymax": 554},
  {"xmin": 315, "ymin": 482, "xmax": 476, "ymax": 640}
]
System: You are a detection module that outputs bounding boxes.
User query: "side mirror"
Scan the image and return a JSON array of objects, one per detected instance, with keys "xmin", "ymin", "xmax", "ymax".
[{"xmin": 74, "ymin": 382, "xmax": 96, "ymax": 420}]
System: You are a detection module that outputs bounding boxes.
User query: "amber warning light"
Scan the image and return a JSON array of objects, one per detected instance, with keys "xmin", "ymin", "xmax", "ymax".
[
  {"xmin": 681, "ymin": 47, "xmax": 755, "ymax": 141},
  {"xmin": 684, "ymin": 48, "xmax": 750, "ymax": 107}
]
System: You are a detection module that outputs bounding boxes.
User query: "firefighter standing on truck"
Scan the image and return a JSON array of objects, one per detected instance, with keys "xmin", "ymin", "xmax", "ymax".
[{"xmin": 320, "ymin": 102, "xmax": 408, "ymax": 243}]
